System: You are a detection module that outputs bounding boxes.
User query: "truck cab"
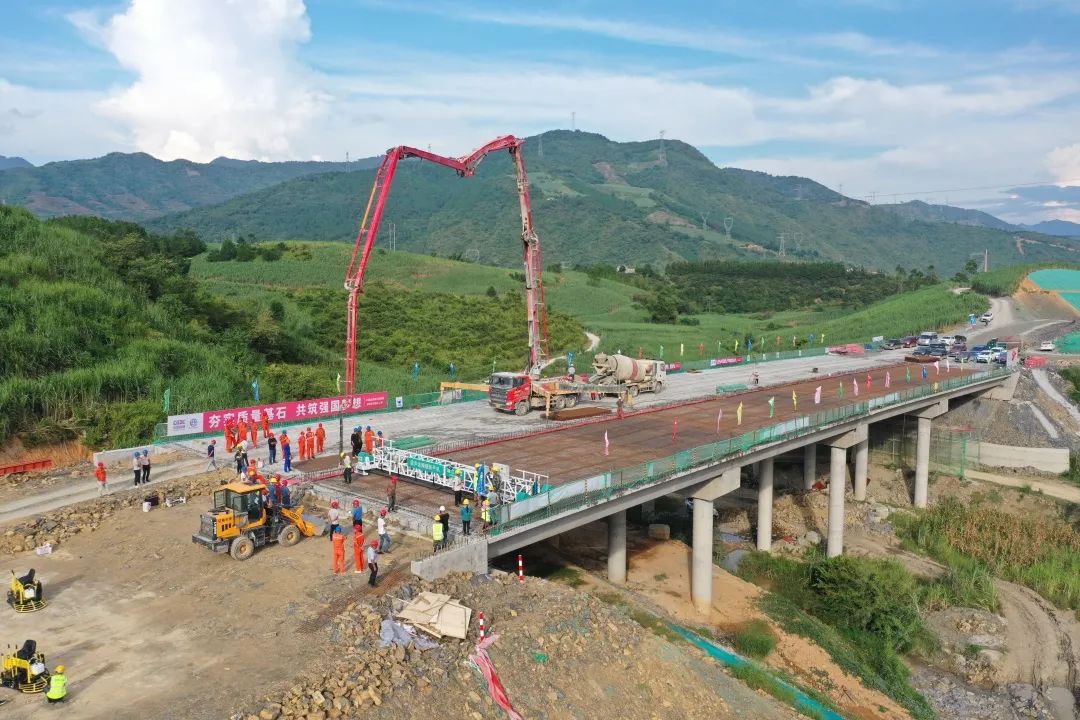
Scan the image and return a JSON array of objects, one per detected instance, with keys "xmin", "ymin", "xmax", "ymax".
[{"xmin": 488, "ymin": 372, "xmax": 531, "ymax": 414}]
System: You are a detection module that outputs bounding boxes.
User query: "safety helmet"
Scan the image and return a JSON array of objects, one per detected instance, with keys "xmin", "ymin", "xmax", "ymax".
[
  {"xmin": 353, "ymin": 499, "xmax": 360, "ymax": 507},
  {"xmin": 434, "ymin": 514, "xmax": 441, "ymax": 520},
  {"xmin": 353, "ymin": 426, "xmax": 360, "ymax": 432},
  {"xmin": 210, "ymin": 439, "xmax": 216, "ymax": 444},
  {"xmin": 340, "ymin": 452, "xmax": 346, "ymax": 459},
  {"xmin": 306, "ymin": 426, "xmax": 311, "ymax": 431},
  {"xmin": 318, "ymin": 422, "xmax": 323, "ymax": 426},
  {"xmin": 331, "ymin": 500, "xmax": 339, "ymax": 508},
  {"xmin": 55, "ymin": 665, "xmax": 65, "ymax": 673},
  {"xmin": 143, "ymin": 449, "xmax": 149, "ymax": 455},
  {"xmin": 97, "ymin": 461, "xmax": 104, "ymax": 467},
  {"xmin": 439, "ymin": 506, "xmax": 446, "ymax": 512},
  {"xmin": 463, "ymin": 499, "xmax": 470, "ymax": 505},
  {"xmin": 281, "ymin": 479, "xmax": 288, "ymax": 487},
  {"xmin": 377, "ymin": 430, "xmax": 383, "ymax": 436},
  {"xmin": 370, "ymin": 540, "xmax": 378, "ymax": 547},
  {"xmin": 133, "ymin": 451, "xmax": 139, "ymax": 457},
  {"xmin": 247, "ymin": 468, "xmax": 256, "ymax": 476},
  {"xmin": 366, "ymin": 425, "xmax": 372, "ymax": 430},
  {"xmin": 380, "ymin": 508, "xmax": 387, "ymax": 517},
  {"xmin": 270, "ymin": 477, "xmax": 278, "ymax": 484},
  {"xmin": 334, "ymin": 526, "xmax": 343, "ymax": 534}
]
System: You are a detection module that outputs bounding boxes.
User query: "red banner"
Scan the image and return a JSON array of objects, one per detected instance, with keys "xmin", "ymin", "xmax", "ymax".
[{"xmin": 166, "ymin": 392, "xmax": 388, "ymax": 437}]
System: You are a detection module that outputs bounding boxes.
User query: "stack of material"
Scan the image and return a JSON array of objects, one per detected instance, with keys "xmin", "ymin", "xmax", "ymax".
[{"xmin": 396, "ymin": 591, "xmax": 472, "ymax": 640}]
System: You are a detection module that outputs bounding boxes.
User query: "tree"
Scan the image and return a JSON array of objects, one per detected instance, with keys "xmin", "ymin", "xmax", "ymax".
[{"xmin": 964, "ymin": 258, "xmax": 979, "ymax": 276}]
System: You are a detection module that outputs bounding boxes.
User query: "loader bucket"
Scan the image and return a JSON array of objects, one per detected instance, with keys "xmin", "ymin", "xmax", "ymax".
[{"xmin": 299, "ymin": 512, "xmax": 326, "ymax": 537}]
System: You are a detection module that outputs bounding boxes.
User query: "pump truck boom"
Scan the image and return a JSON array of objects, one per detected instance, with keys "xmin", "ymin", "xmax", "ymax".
[{"xmin": 343, "ymin": 136, "xmax": 550, "ymax": 396}]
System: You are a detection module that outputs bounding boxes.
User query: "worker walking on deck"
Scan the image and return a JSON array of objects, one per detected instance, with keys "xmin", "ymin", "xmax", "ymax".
[
  {"xmin": 481, "ymin": 498, "xmax": 492, "ymax": 532},
  {"xmin": 377, "ymin": 508, "xmax": 392, "ymax": 553},
  {"xmin": 386, "ymin": 475, "xmax": 398, "ymax": 512},
  {"xmin": 205, "ymin": 439, "xmax": 218, "ymax": 472},
  {"xmin": 352, "ymin": 499, "xmax": 364, "ymax": 533},
  {"xmin": 364, "ymin": 426, "xmax": 375, "ymax": 455},
  {"xmin": 350, "ymin": 426, "xmax": 362, "ymax": 456},
  {"xmin": 95, "ymin": 461, "xmax": 108, "ymax": 495},
  {"xmin": 367, "ymin": 540, "xmax": 379, "ymax": 586},
  {"xmin": 432, "ymin": 514, "xmax": 445, "ymax": 553},
  {"xmin": 353, "ymin": 525, "xmax": 366, "ymax": 573},
  {"xmin": 331, "ymin": 527, "xmax": 346, "ymax": 574},
  {"xmin": 328, "ymin": 500, "xmax": 341, "ymax": 541},
  {"xmin": 281, "ymin": 431, "xmax": 292, "ymax": 472},
  {"xmin": 342, "ymin": 453, "xmax": 353, "ymax": 484},
  {"xmin": 460, "ymin": 499, "xmax": 472, "ymax": 536},
  {"xmin": 438, "ymin": 505, "xmax": 451, "ymax": 546},
  {"xmin": 316, "ymin": 423, "xmax": 326, "ymax": 454},
  {"xmin": 267, "ymin": 432, "xmax": 277, "ymax": 465},
  {"xmin": 248, "ymin": 419, "xmax": 258, "ymax": 448},
  {"xmin": 453, "ymin": 471, "xmax": 464, "ymax": 506}
]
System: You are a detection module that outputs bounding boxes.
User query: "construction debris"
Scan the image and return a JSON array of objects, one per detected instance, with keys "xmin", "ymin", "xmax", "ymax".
[{"xmin": 395, "ymin": 591, "xmax": 471, "ymax": 640}]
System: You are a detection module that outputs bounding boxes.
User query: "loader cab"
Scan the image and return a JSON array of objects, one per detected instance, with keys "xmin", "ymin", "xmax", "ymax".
[{"xmin": 212, "ymin": 483, "xmax": 266, "ymax": 530}]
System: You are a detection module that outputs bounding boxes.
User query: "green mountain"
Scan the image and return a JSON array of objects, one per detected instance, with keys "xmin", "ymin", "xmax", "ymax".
[
  {"xmin": 878, "ymin": 200, "xmax": 1016, "ymax": 231},
  {"xmin": 1022, "ymin": 220, "xmax": 1080, "ymax": 238},
  {"xmin": 0, "ymin": 156, "xmax": 32, "ymax": 171},
  {"xmin": 0, "ymin": 152, "xmax": 377, "ymax": 220},
  {"xmin": 150, "ymin": 131, "xmax": 1080, "ymax": 274}
]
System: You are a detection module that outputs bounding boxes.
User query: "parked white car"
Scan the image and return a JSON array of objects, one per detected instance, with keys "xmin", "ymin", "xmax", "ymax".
[
  {"xmin": 917, "ymin": 331, "xmax": 938, "ymax": 346},
  {"xmin": 939, "ymin": 335, "xmax": 957, "ymax": 346},
  {"xmin": 1040, "ymin": 341, "xmax": 1056, "ymax": 352}
]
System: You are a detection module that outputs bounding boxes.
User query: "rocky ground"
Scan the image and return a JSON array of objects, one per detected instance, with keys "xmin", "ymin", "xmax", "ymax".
[{"xmin": 234, "ymin": 572, "xmax": 800, "ymax": 720}]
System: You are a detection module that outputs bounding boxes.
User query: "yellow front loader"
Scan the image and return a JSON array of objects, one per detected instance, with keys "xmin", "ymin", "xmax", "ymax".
[{"xmin": 192, "ymin": 483, "xmax": 322, "ymax": 560}]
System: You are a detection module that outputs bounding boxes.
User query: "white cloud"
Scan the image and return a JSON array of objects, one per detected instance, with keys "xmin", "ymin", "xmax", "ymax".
[
  {"xmin": 0, "ymin": 79, "xmax": 120, "ymax": 161},
  {"xmin": 1047, "ymin": 143, "xmax": 1080, "ymax": 185},
  {"xmin": 71, "ymin": 0, "xmax": 326, "ymax": 161}
]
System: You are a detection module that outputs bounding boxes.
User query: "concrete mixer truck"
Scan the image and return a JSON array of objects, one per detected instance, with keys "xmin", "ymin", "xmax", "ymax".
[{"xmin": 590, "ymin": 353, "xmax": 666, "ymax": 396}]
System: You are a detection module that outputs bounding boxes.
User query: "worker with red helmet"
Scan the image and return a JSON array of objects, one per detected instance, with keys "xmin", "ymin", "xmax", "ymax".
[
  {"xmin": 352, "ymin": 512, "xmax": 366, "ymax": 574},
  {"xmin": 315, "ymin": 423, "xmax": 326, "ymax": 455},
  {"xmin": 328, "ymin": 500, "xmax": 341, "ymax": 540},
  {"xmin": 297, "ymin": 428, "xmax": 307, "ymax": 461},
  {"xmin": 280, "ymin": 431, "xmax": 292, "ymax": 472},
  {"xmin": 331, "ymin": 527, "xmax": 346, "ymax": 574},
  {"xmin": 377, "ymin": 507, "xmax": 391, "ymax": 553},
  {"xmin": 279, "ymin": 478, "xmax": 292, "ymax": 507},
  {"xmin": 366, "ymin": 539, "xmax": 379, "ymax": 586},
  {"xmin": 351, "ymin": 498, "xmax": 364, "ymax": 534},
  {"xmin": 306, "ymin": 427, "xmax": 316, "ymax": 458},
  {"xmin": 261, "ymin": 410, "xmax": 272, "ymax": 439},
  {"xmin": 238, "ymin": 420, "xmax": 249, "ymax": 451},
  {"xmin": 95, "ymin": 461, "xmax": 108, "ymax": 495}
]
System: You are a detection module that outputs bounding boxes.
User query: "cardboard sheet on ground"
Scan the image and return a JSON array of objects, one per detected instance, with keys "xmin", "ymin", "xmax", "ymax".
[{"xmin": 396, "ymin": 591, "xmax": 472, "ymax": 639}]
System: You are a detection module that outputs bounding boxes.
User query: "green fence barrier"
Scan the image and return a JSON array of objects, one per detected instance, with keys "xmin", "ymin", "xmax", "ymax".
[
  {"xmin": 489, "ymin": 367, "xmax": 1011, "ymax": 538},
  {"xmin": 716, "ymin": 383, "xmax": 749, "ymax": 394}
]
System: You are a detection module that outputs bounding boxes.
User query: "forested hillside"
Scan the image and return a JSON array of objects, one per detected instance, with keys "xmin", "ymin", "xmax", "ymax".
[
  {"xmin": 0, "ymin": 208, "xmax": 581, "ymax": 448},
  {"xmin": 0, "ymin": 152, "xmax": 377, "ymax": 220},
  {"xmin": 151, "ymin": 131, "xmax": 1080, "ymax": 273}
]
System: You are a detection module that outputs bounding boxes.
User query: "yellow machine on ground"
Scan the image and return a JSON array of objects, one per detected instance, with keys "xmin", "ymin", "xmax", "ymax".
[
  {"xmin": 191, "ymin": 482, "xmax": 321, "ymax": 560},
  {"xmin": 1, "ymin": 639, "xmax": 50, "ymax": 693},
  {"xmin": 7, "ymin": 569, "xmax": 46, "ymax": 613}
]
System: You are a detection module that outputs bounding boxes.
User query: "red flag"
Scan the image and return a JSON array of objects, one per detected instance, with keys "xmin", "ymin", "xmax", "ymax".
[{"xmin": 672, "ymin": 419, "xmax": 678, "ymax": 442}]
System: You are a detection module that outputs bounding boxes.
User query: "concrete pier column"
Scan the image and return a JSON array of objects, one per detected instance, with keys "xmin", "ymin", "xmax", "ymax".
[
  {"xmin": 756, "ymin": 458, "xmax": 774, "ymax": 551},
  {"xmin": 803, "ymin": 444, "xmax": 817, "ymax": 490},
  {"xmin": 914, "ymin": 417, "xmax": 931, "ymax": 508},
  {"xmin": 607, "ymin": 510, "xmax": 627, "ymax": 584},
  {"xmin": 827, "ymin": 445, "xmax": 846, "ymax": 558},
  {"xmin": 853, "ymin": 439, "xmax": 869, "ymax": 501},
  {"xmin": 691, "ymin": 498, "xmax": 714, "ymax": 614},
  {"xmin": 641, "ymin": 499, "xmax": 655, "ymax": 521}
]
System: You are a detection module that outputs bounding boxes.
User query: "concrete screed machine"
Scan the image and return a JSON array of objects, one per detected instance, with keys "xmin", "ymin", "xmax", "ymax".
[{"xmin": 192, "ymin": 482, "xmax": 322, "ymax": 560}]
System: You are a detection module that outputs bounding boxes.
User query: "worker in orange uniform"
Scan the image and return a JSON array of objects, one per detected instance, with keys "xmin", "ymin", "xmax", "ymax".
[
  {"xmin": 261, "ymin": 410, "xmax": 272, "ymax": 438},
  {"xmin": 238, "ymin": 420, "xmax": 249, "ymax": 451},
  {"xmin": 248, "ymin": 417, "xmax": 258, "ymax": 448},
  {"xmin": 353, "ymin": 524, "xmax": 366, "ymax": 573},
  {"xmin": 364, "ymin": 426, "xmax": 375, "ymax": 455},
  {"xmin": 306, "ymin": 427, "xmax": 316, "ymax": 458},
  {"xmin": 224, "ymin": 422, "xmax": 235, "ymax": 453},
  {"xmin": 298, "ymin": 428, "xmax": 308, "ymax": 461},
  {"xmin": 280, "ymin": 431, "xmax": 292, "ymax": 472},
  {"xmin": 315, "ymin": 423, "xmax": 326, "ymax": 455},
  {"xmin": 95, "ymin": 461, "xmax": 108, "ymax": 495},
  {"xmin": 331, "ymin": 527, "xmax": 346, "ymax": 574}
]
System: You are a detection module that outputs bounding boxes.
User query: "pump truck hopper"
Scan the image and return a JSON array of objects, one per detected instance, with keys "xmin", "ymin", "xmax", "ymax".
[{"xmin": 192, "ymin": 482, "xmax": 320, "ymax": 560}]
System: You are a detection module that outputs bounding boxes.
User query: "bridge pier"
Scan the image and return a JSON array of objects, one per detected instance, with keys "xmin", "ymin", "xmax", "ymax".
[
  {"xmin": 824, "ymin": 424, "xmax": 867, "ymax": 558},
  {"xmin": 607, "ymin": 510, "xmax": 627, "ymax": 584},
  {"xmin": 912, "ymin": 400, "xmax": 948, "ymax": 508},
  {"xmin": 690, "ymin": 467, "xmax": 741, "ymax": 614},
  {"xmin": 853, "ymin": 438, "xmax": 869, "ymax": 501},
  {"xmin": 803, "ymin": 444, "xmax": 817, "ymax": 489},
  {"xmin": 756, "ymin": 457, "xmax": 774, "ymax": 551}
]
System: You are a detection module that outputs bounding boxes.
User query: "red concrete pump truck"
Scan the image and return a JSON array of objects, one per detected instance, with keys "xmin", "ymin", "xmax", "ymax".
[{"xmin": 343, "ymin": 136, "xmax": 555, "ymax": 410}]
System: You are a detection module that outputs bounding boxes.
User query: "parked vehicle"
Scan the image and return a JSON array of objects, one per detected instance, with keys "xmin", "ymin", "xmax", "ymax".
[
  {"xmin": 917, "ymin": 331, "xmax": 939, "ymax": 346},
  {"xmin": 1040, "ymin": 341, "xmax": 1056, "ymax": 352},
  {"xmin": 912, "ymin": 347, "xmax": 934, "ymax": 356},
  {"xmin": 882, "ymin": 338, "xmax": 903, "ymax": 349},
  {"xmin": 954, "ymin": 335, "xmax": 968, "ymax": 344},
  {"xmin": 928, "ymin": 344, "xmax": 949, "ymax": 357},
  {"xmin": 939, "ymin": 335, "xmax": 957, "ymax": 346},
  {"xmin": 901, "ymin": 336, "xmax": 919, "ymax": 348},
  {"xmin": 975, "ymin": 350, "xmax": 994, "ymax": 363},
  {"xmin": 980, "ymin": 311, "xmax": 994, "ymax": 324}
]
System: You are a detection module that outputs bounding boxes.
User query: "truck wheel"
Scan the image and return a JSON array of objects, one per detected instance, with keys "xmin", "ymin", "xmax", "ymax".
[
  {"xmin": 654, "ymin": 382, "xmax": 664, "ymax": 394},
  {"xmin": 230, "ymin": 535, "xmax": 255, "ymax": 561},
  {"xmin": 514, "ymin": 401, "xmax": 530, "ymax": 416},
  {"xmin": 565, "ymin": 394, "xmax": 579, "ymax": 408},
  {"xmin": 627, "ymin": 385, "xmax": 640, "ymax": 398},
  {"xmin": 553, "ymin": 396, "xmax": 566, "ymax": 410},
  {"xmin": 278, "ymin": 524, "xmax": 301, "ymax": 547}
]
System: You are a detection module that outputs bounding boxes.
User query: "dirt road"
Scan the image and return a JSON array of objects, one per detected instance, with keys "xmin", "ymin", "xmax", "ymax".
[{"xmin": 1, "ymin": 499, "xmax": 423, "ymax": 719}]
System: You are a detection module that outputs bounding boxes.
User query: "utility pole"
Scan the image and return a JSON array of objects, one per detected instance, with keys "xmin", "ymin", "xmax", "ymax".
[
  {"xmin": 538, "ymin": 134, "xmax": 544, "ymax": 158},
  {"xmin": 345, "ymin": 151, "xmax": 350, "ymax": 171},
  {"xmin": 659, "ymin": 130, "xmax": 666, "ymax": 165},
  {"xmin": 984, "ymin": 248, "xmax": 988, "ymax": 272},
  {"xmin": 778, "ymin": 233, "xmax": 786, "ymax": 257},
  {"xmin": 723, "ymin": 217, "xmax": 733, "ymax": 238},
  {"xmin": 571, "ymin": 112, "xmax": 576, "ymax": 131},
  {"xmin": 700, "ymin": 211, "xmax": 709, "ymax": 231}
]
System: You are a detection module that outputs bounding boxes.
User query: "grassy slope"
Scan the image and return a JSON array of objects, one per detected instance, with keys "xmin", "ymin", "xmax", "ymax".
[{"xmin": 193, "ymin": 243, "xmax": 989, "ymax": 364}]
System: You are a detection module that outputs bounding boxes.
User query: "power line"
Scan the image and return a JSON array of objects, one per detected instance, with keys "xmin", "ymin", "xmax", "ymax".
[{"xmin": 845, "ymin": 176, "xmax": 1080, "ymax": 202}]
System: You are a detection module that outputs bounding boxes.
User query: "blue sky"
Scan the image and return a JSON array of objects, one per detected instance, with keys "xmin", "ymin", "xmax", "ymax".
[{"xmin": 1, "ymin": 0, "xmax": 1079, "ymax": 222}]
